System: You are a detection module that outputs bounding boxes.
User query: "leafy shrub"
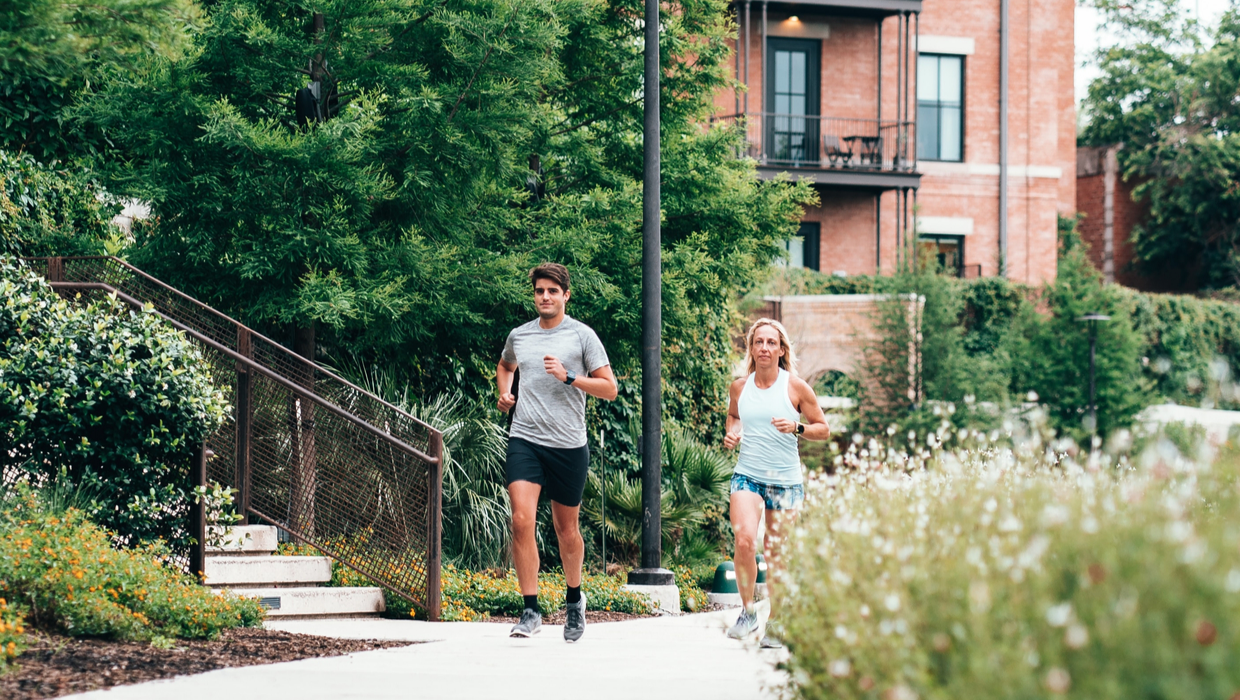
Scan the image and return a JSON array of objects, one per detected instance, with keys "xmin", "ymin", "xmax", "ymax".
[
  {"xmin": 668, "ymin": 564, "xmax": 712, "ymax": 613},
  {"xmin": 0, "ymin": 258, "xmax": 228, "ymax": 555},
  {"xmin": 438, "ymin": 566, "xmax": 656, "ymax": 621},
  {"xmin": 0, "ymin": 597, "xmax": 25, "ymax": 671},
  {"xmin": 779, "ymin": 427, "xmax": 1240, "ymax": 699},
  {"xmin": 0, "ymin": 489, "xmax": 263, "ymax": 642}
]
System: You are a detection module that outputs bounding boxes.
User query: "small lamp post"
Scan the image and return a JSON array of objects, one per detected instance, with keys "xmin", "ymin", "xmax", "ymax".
[{"xmin": 1076, "ymin": 313, "xmax": 1111, "ymax": 440}]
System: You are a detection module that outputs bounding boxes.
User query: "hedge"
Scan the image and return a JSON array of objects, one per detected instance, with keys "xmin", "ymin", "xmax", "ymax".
[{"xmin": 763, "ymin": 266, "xmax": 1240, "ymax": 413}]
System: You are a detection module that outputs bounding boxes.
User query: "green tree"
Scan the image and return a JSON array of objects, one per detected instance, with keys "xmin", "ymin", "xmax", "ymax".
[
  {"xmin": 0, "ymin": 151, "xmax": 119, "ymax": 255},
  {"xmin": 1000, "ymin": 234, "xmax": 1150, "ymax": 439},
  {"xmin": 1081, "ymin": 0, "xmax": 1240, "ymax": 289},
  {"xmin": 0, "ymin": 0, "xmax": 197, "ymax": 161},
  {"xmin": 80, "ymin": 0, "xmax": 813, "ymax": 435}
]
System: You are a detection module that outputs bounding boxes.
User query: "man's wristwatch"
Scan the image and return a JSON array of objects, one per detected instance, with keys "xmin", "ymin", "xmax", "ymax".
[
  {"xmin": 795, "ymin": 423, "xmax": 805, "ymax": 435},
  {"xmin": 564, "ymin": 370, "xmax": 577, "ymax": 386}
]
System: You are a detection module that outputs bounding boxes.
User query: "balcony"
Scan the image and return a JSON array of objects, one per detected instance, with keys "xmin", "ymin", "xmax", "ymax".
[
  {"xmin": 754, "ymin": 0, "xmax": 922, "ymax": 18},
  {"xmin": 717, "ymin": 113, "xmax": 921, "ymax": 189}
]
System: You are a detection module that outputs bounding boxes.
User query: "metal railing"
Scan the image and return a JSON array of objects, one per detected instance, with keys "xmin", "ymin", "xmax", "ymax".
[
  {"xmin": 714, "ymin": 113, "xmax": 917, "ymax": 173},
  {"xmin": 29, "ymin": 257, "xmax": 445, "ymax": 620}
]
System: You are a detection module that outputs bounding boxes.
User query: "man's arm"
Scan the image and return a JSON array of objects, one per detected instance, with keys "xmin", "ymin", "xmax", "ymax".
[
  {"xmin": 543, "ymin": 356, "xmax": 618, "ymax": 401},
  {"xmin": 497, "ymin": 359, "xmax": 517, "ymax": 412}
]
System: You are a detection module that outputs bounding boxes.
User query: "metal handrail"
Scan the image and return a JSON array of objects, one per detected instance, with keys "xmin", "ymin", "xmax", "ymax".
[
  {"xmin": 40, "ymin": 256, "xmax": 430, "ymax": 434},
  {"xmin": 48, "ymin": 282, "xmax": 437, "ymax": 465}
]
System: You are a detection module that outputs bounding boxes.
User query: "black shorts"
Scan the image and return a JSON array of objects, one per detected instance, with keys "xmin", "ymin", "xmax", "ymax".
[{"xmin": 505, "ymin": 437, "xmax": 590, "ymax": 507}]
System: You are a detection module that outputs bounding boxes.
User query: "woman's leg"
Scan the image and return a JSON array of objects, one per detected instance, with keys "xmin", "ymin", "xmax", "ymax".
[
  {"xmin": 763, "ymin": 506, "xmax": 798, "ymax": 618},
  {"xmin": 730, "ymin": 490, "xmax": 765, "ymax": 610}
]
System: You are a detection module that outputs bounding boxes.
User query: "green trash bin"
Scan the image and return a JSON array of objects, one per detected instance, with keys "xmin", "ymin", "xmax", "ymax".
[
  {"xmin": 756, "ymin": 553, "xmax": 768, "ymax": 583},
  {"xmin": 712, "ymin": 561, "xmax": 737, "ymax": 594}
]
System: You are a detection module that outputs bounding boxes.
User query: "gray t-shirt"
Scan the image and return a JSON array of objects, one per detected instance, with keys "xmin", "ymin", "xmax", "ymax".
[{"xmin": 502, "ymin": 315, "xmax": 609, "ymax": 449}]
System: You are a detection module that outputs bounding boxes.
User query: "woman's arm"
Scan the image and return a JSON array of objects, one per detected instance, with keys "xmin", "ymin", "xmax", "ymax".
[
  {"xmin": 723, "ymin": 378, "xmax": 745, "ymax": 449},
  {"xmin": 771, "ymin": 376, "xmax": 831, "ymax": 440}
]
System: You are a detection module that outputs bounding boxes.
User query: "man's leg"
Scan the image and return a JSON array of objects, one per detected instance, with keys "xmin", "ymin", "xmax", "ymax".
[
  {"xmin": 509, "ymin": 480, "xmax": 542, "ymax": 596},
  {"xmin": 729, "ymin": 490, "xmax": 765, "ymax": 610},
  {"xmin": 551, "ymin": 501, "xmax": 584, "ymax": 588}
]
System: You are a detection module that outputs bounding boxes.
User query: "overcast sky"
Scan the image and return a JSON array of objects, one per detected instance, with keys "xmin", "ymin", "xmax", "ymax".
[{"xmin": 1075, "ymin": 0, "xmax": 1233, "ymax": 103}]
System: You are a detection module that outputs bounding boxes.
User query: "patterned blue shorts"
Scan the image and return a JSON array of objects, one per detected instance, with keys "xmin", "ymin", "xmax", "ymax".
[{"xmin": 730, "ymin": 474, "xmax": 804, "ymax": 511}]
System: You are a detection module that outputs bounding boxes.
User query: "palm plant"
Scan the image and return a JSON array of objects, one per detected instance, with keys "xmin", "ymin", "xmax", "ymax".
[
  {"xmin": 580, "ymin": 424, "xmax": 732, "ymax": 566},
  {"xmin": 336, "ymin": 357, "xmax": 513, "ymax": 570}
]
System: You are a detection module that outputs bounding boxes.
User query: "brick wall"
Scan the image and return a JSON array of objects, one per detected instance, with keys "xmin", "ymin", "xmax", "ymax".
[
  {"xmin": 764, "ymin": 294, "xmax": 918, "ymax": 389},
  {"xmin": 1075, "ymin": 145, "xmax": 1189, "ymax": 291}
]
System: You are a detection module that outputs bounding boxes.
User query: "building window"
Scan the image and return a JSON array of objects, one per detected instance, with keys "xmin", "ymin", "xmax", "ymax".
[
  {"xmin": 918, "ymin": 234, "xmax": 964, "ymax": 274},
  {"xmin": 781, "ymin": 222, "xmax": 821, "ymax": 270},
  {"xmin": 917, "ymin": 54, "xmax": 963, "ymax": 162},
  {"xmin": 765, "ymin": 38, "xmax": 820, "ymax": 164}
]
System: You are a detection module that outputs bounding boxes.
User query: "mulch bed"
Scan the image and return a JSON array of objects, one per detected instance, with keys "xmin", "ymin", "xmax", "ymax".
[{"xmin": 2, "ymin": 627, "xmax": 413, "ymax": 700}]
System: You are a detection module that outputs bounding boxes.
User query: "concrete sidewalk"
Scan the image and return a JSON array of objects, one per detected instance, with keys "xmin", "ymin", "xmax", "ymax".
[{"xmin": 67, "ymin": 608, "xmax": 788, "ymax": 700}]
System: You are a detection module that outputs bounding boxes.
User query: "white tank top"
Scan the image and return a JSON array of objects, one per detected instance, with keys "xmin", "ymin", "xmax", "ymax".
[{"xmin": 734, "ymin": 369, "xmax": 802, "ymax": 486}]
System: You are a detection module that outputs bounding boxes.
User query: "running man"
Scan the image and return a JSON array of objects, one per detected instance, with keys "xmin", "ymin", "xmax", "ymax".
[
  {"xmin": 496, "ymin": 262, "xmax": 617, "ymax": 642},
  {"xmin": 723, "ymin": 318, "xmax": 830, "ymax": 647}
]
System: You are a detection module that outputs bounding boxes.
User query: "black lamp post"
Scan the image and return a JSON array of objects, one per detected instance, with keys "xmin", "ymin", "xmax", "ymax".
[
  {"xmin": 1076, "ymin": 313, "xmax": 1111, "ymax": 439},
  {"xmin": 628, "ymin": 0, "xmax": 673, "ymax": 589}
]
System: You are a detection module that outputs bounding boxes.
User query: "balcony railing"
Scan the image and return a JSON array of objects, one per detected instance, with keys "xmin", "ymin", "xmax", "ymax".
[{"xmin": 716, "ymin": 113, "xmax": 916, "ymax": 174}]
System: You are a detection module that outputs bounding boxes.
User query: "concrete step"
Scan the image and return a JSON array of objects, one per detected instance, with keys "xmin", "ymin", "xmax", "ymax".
[
  {"xmin": 227, "ymin": 586, "xmax": 386, "ymax": 619},
  {"xmin": 204, "ymin": 555, "xmax": 332, "ymax": 588},
  {"xmin": 207, "ymin": 525, "xmax": 279, "ymax": 555}
]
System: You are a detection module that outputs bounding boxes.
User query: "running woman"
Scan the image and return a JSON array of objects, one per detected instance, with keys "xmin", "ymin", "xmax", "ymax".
[
  {"xmin": 496, "ymin": 262, "xmax": 617, "ymax": 642},
  {"xmin": 723, "ymin": 318, "xmax": 830, "ymax": 647}
]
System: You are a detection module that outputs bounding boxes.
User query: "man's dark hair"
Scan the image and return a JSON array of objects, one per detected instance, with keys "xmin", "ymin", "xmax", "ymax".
[{"xmin": 529, "ymin": 262, "xmax": 570, "ymax": 291}]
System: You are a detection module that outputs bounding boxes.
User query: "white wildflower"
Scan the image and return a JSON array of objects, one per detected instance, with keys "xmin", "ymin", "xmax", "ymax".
[
  {"xmin": 1065, "ymin": 624, "xmax": 1089, "ymax": 649},
  {"xmin": 1045, "ymin": 602, "xmax": 1072, "ymax": 627},
  {"xmin": 1045, "ymin": 667, "xmax": 1071, "ymax": 694},
  {"xmin": 1226, "ymin": 568, "xmax": 1240, "ymax": 593}
]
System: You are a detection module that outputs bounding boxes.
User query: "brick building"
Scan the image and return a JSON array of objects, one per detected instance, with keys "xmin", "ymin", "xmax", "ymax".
[{"xmin": 714, "ymin": 0, "xmax": 1076, "ymax": 283}]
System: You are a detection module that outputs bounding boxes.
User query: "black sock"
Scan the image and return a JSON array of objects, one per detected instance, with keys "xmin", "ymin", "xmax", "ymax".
[
  {"xmin": 523, "ymin": 594, "xmax": 540, "ymax": 613},
  {"xmin": 566, "ymin": 586, "xmax": 581, "ymax": 605}
]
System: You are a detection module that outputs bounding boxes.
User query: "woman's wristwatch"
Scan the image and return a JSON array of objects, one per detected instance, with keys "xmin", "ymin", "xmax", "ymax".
[{"xmin": 796, "ymin": 423, "xmax": 805, "ymax": 435}]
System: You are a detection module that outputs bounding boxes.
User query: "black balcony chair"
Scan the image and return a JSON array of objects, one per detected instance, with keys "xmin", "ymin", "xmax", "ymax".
[{"xmin": 823, "ymin": 134, "xmax": 853, "ymax": 166}]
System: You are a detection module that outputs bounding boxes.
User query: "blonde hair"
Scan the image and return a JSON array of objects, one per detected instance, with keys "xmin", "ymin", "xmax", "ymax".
[{"xmin": 743, "ymin": 318, "xmax": 798, "ymax": 377}]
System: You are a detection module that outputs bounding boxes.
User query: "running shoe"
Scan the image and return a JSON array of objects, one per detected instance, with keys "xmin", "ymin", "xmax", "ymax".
[
  {"xmin": 510, "ymin": 608, "xmax": 542, "ymax": 638},
  {"xmin": 726, "ymin": 607, "xmax": 759, "ymax": 640},
  {"xmin": 759, "ymin": 634, "xmax": 784, "ymax": 649},
  {"xmin": 563, "ymin": 593, "xmax": 587, "ymax": 643}
]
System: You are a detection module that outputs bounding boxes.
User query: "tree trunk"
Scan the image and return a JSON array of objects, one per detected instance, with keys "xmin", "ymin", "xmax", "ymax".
[{"xmin": 290, "ymin": 322, "xmax": 316, "ymax": 538}]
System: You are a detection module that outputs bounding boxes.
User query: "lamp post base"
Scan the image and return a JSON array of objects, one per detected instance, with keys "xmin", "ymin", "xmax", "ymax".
[
  {"xmin": 627, "ymin": 567, "xmax": 674, "ymax": 586},
  {"xmin": 626, "ymin": 568, "xmax": 678, "ymax": 614}
]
